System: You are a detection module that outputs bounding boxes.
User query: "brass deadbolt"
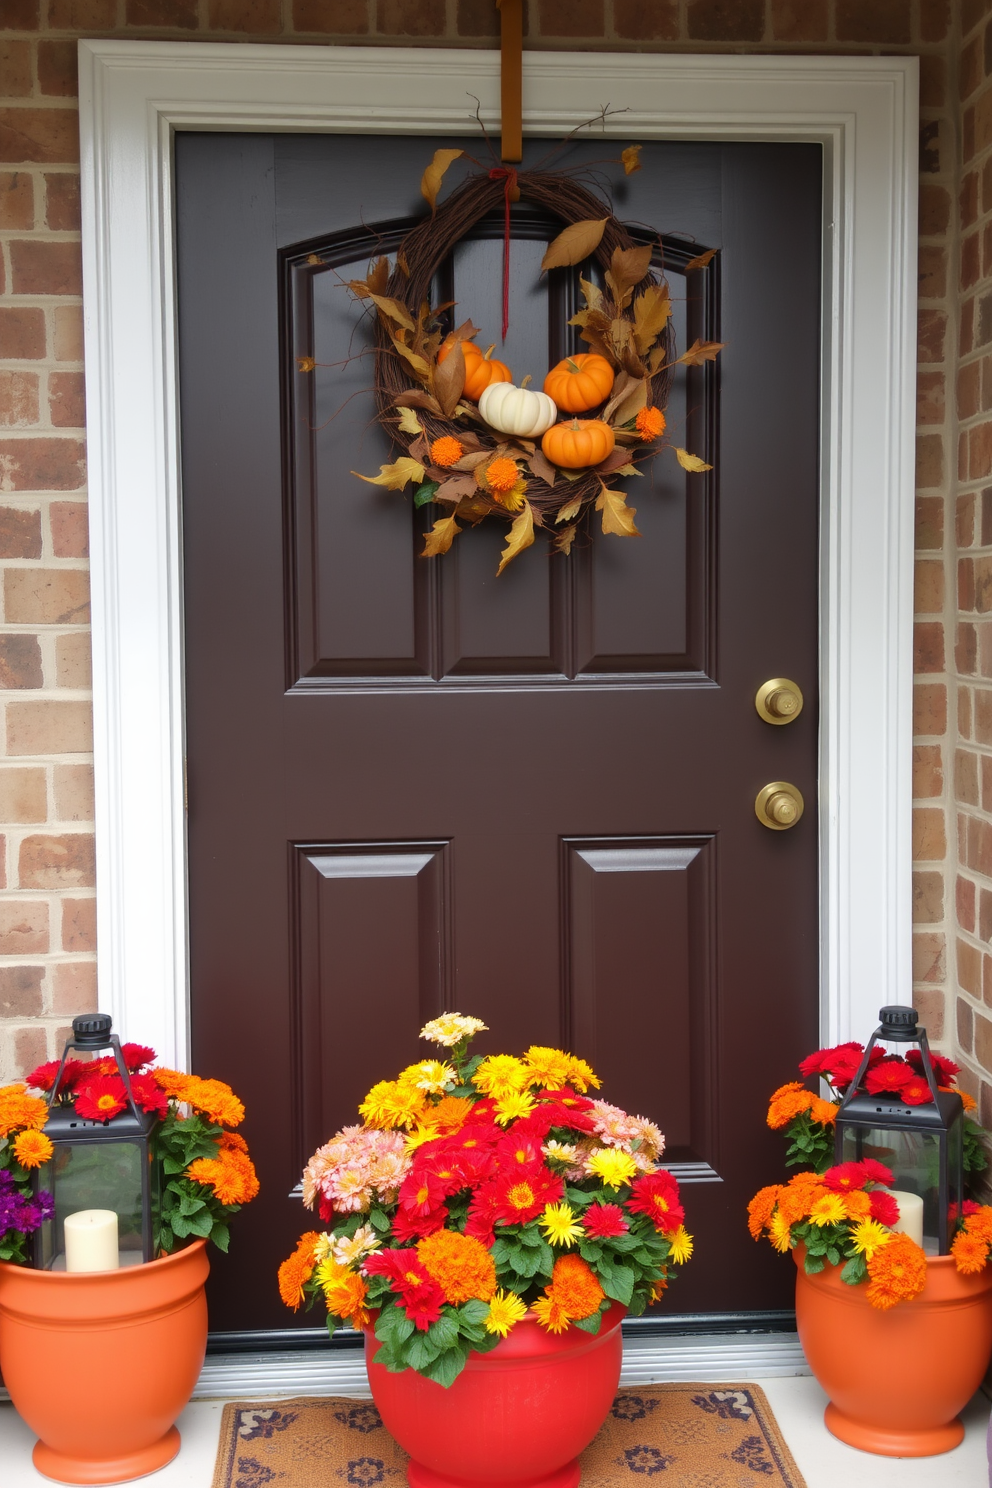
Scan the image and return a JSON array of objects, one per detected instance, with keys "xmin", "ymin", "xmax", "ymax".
[
  {"xmin": 755, "ymin": 678, "xmax": 804, "ymax": 725},
  {"xmin": 755, "ymin": 782, "xmax": 804, "ymax": 830}
]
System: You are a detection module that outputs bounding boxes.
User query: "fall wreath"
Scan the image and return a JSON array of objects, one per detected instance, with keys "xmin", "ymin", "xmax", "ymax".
[{"xmin": 302, "ymin": 146, "xmax": 721, "ymax": 575}]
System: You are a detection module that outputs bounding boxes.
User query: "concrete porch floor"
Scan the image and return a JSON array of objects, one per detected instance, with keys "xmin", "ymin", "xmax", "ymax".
[{"xmin": 0, "ymin": 1377, "xmax": 987, "ymax": 1488}]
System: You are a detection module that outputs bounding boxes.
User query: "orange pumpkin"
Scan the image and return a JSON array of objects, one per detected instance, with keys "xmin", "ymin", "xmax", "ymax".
[
  {"xmin": 543, "ymin": 354, "xmax": 615, "ymax": 414},
  {"xmin": 541, "ymin": 419, "xmax": 616, "ymax": 469},
  {"xmin": 437, "ymin": 338, "xmax": 512, "ymax": 402}
]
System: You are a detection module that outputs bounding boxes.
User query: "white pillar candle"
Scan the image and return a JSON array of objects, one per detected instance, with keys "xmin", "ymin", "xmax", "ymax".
[
  {"xmin": 887, "ymin": 1190, "xmax": 925, "ymax": 1248},
  {"xmin": 64, "ymin": 1210, "xmax": 119, "ymax": 1273}
]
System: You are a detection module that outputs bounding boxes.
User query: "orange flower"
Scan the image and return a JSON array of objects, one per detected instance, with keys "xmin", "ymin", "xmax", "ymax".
[
  {"xmin": 0, "ymin": 1084, "xmax": 49, "ymax": 1138},
  {"xmin": 152, "ymin": 1067, "xmax": 193, "ymax": 1101},
  {"xmin": 532, "ymin": 1294, "xmax": 571, "ymax": 1334},
  {"xmin": 635, "ymin": 405, "xmax": 666, "ymax": 440},
  {"xmin": 322, "ymin": 1268, "xmax": 369, "ymax": 1328},
  {"xmin": 430, "ymin": 436, "xmax": 464, "ymax": 468},
  {"xmin": 865, "ymin": 1233, "xmax": 927, "ymax": 1309},
  {"xmin": 747, "ymin": 1185, "xmax": 782, "ymax": 1240},
  {"xmin": 547, "ymin": 1253, "xmax": 604, "ymax": 1319},
  {"xmin": 279, "ymin": 1232, "xmax": 321, "ymax": 1310},
  {"xmin": 776, "ymin": 1175, "xmax": 827, "ymax": 1226},
  {"xmin": 416, "ymin": 1228, "xmax": 496, "ymax": 1304},
  {"xmin": 842, "ymin": 1191, "xmax": 872, "ymax": 1221},
  {"xmin": 952, "ymin": 1230, "xmax": 989, "ymax": 1276},
  {"xmin": 422, "ymin": 1096, "xmax": 474, "ymax": 1134},
  {"xmin": 650, "ymin": 1273, "xmax": 668, "ymax": 1302},
  {"xmin": 485, "ymin": 457, "xmax": 520, "ymax": 494},
  {"xmin": 187, "ymin": 1142, "xmax": 259, "ymax": 1205},
  {"xmin": 965, "ymin": 1207, "xmax": 992, "ymax": 1243},
  {"xmin": 767, "ymin": 1085, "xmax": 815, "ymax": 1130},
  {"xmin": 960, "ymin": 1089, "xmax": 978, "ymax": 1114},
  {"xmin": 12, "ymin": 1129, "xmax": 53, "ymax": 1169},
  {"xmin": 810, "ymin": 1098, "xmax": 838, "ymax": 1124}
]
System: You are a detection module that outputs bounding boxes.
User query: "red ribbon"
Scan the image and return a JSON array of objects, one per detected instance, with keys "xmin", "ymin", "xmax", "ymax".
[{"xmin": 489, "ymin": 166, "xmax": 518, "ymax": 341}]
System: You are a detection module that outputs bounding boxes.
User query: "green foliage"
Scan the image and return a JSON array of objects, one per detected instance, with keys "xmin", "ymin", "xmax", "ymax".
[
  {"xmin": 152, "ymin": 1112, "xmax": 243, "ymax": 1254},
  {"xmin": 783, "ymin": 1112, "xmax": 834, "ymax": 1173},
  {"xmin": 964, "ymin": 1119, "xmax": 989, "ymax": 1175}
]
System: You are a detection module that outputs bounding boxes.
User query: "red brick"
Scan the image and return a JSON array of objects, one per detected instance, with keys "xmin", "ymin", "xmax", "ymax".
[
  {"xmin": 976, "ymin": 688, "xmax": 992, "ymax": 744},
  {"xmin": 962, "ymin": 296, "xmax": 975, "ymax": 356},
  {"xmin": 920, "ymin": 55, "xmax": 946, "ymax": 109},
  {"xmin": 0, "ymin": 506, "xmax": 40, "ymax": 558},
  {"xmin": 917, "ymin": 309, "xmax": 946, "ymax": 364},
  {"xmin": 125, "ymin": 0, "xmax": 199, "ymax": 20},
  {"xmin": 920, "ymin": 0, "xmax": 950, "ymax": 40},
  {"xmin": 966, "ymin": 813, "xmax": 992, "ymax": 875},
  {"xmin": 919, "ymin": 183, "xmax": 950, "ymax": 237},
  {"xmin": 0, "ymin": 438, "xmax": 85, "ymax": 492},
  {"xmin": 960, "ymin": 939, "xmax": 983, "ymax": 998},
  {"xmin": 967, "ymin": 0, "xmax": 991, "ymax": 37},
  {"xmin": 4, "ymin": 568, "xmax": 90, "ymax": 624},
  {"xmin": 976, "ymin": 555, "xmax": 992, "ymax": 612},
  {"xmin": 958, "ymin": 997, "xmax": 975, "ymax": 1056},
  {"xmin": 913, "ymin": 743, "xmax": 943, "ymax": 797},
  {"xmin": 0, "ymin": 966, "xmax": 43, "ymax": 1018},
  {"xmin": 45, "ymin": 173, "xmax": 80, "ymax": 231},
  {"xmin": 957, "ymin": 621, "xmax": 977, "ymax": 674},
  {"xmin": 956, "ymin": 749, "xmax": 980, "ymax": 806},
  {"xmin": 836, "ymin": 0, "xmax": 909, "ymax": 42},
  {"xmin": 48, "ymin": 0, "xmax": 116, "ymax": 23},
  {"xmin": 0, "ymin": 109, "xmax": 79, "ymax": 166},
  {"xmin": 961, "ymin": 171, "xmax": 980, "ymax": 230},
  {"xmin": 918, "ymin": 369, "xmax": 944, "ymax": 424},
  {"xmin": 54, "ymin": 763, "xmax": 93, "ymax": 820},
  {"xmin": 972, "ymin": 422, "xmax": 992, "ymax": 481},
  {"xmin": 0, "ymin": 901, "xmax": 48, "ymax": 957},
  {"xmin": 960, "ymin": 683, "xmax": 972, "ymax": 739},
  {"xmin": 687, "ymin": 0, "xmax": 763, "ymax": 39},
  {"xmin": 916, "ymin": 433, "xmax": 944, "ymax": 488},
  {"xmin": 962, "ymin": 233, "xmax": 981, "ymax": 291},
  {"xmin": 18, "ymin": 833, "xmax": 94, "ymax": 889},
  {"xmin": 0, "ymin": 172, "xmax": 33, "ymax": 230},
  {"xmin": 0, "ymin": 371, "xmax": 39, "ymax": 428},
  {"xmin": 50, "ymin": 501, "xmax": 88, "ymax": 558},
  {"xmin": 614, "ymin": 0, "xmax": 678, "ymax": 38},
  {"xmin": 7, "ymin": 700, "xmax": 92, "ymax": 755},
  {"xmin": 914, "ymin": 621, "xmax": 944, "ymax": 673},
  {"xmin": 982, "ymin": 754, "xmax": 992, "ymax": 811},
  {"xmin": 912, "ymin": 932, "xmax": 945, "ymax": 982},
  {"xmin": 61, "ymin": 897, "xmax": 96, "ymax": 954},
  {"xmin": 0, "ymin": 636, "xmax": 42, "ymax": 690},
  {"xmin": 48, "ymin": 372, "xmax": 85, "ymax": 430},
  {"xmin": 963, "ymin": 35, "xmax": 984, "ymax": 101},
  {"xmin": 13, "ymin": 1026, "xmax": 46, "ymax": 1080},
  {"xmin": 976, "ymin": 91, "xmax": 992, "ymax": 157},
  {"xmin": 0, "ymin": 308, "xmax": 44, "ymax": 361},
  {"xmin": 52, "ymin": 961, "xmax": 97, "ymax": 1016},
  {"xmin": 38, "ymin": 40, "xmax": 77, "ymax": 98},
  {"xmin": 376, "ymin": 0, "xmax": 446, "ymax": 33},
  {"xmin": 207, "ymin": 0, "xmax": 280, "ymax": 25},
  {"xmin": 915, "ymin": 558, "xmax": 943, "ymax": 613},
  {"xmin": 957, "ymin": 487, "xmax": 973, "ymax": 547},
  {"xmin": 958, "ymin": 875, "xmax": 976, "ymax": 932},
  {"xmin": 0, "ymin": 767, "xmax": 45, "ymax": 822},
  {"xmin": 961, "ymin": 559, "xmax": 977, "ymax": 613},
  {"xmin": 770, "ymin": 0, "xmax": 826, "ymax": 38},
  {"xmin": 914, "ymin": 870, "xmax": 944, "ymax": 923},
  {"xmin": 981, "ymin": 886, "xmax": 992, "ymax": 941},
  {"xmin": 915, "ymin": 495, "xmax": 943, "ymax": 550},
  {"xmin": 913, "ymin": 989, "xmax": 945, "ymax": 1036},
  {"xmin": 55, "ymin": 634, "xmax": 90, "ymax": 689},
  {"xmin": 53, "ymin": 305, "xmax": 81, "ymax": 363},
  {"xmin": 9, "ymin": 240, "xmax": 82, "ymax": 296},
  {"xmin": 976, "ymin": 1013, "xmax": 992, "ymax": 1072},
  {"xmin": 914, "ymin": 682, "xmax": 946, "ymax": 736},
  {"xmin": 0, "ymin": 0, "xmax": 39, "ymax": 27},
  {"xmin": 1, "ymin": 42, "xmax": 32, "ymax": 98},
  {"xmin": 292, "ymin": 0, "xmax": 368, "ymax": 30},
  {"xmin": 913, "ymin": 806, "xmax": 946, "ymax": 860},
  {"xmin": 959, "ymin": 361, "xmax": 981, "ymax": 420},
  {"xmin": 919, "ymin": 245, "xmax": 947, "ymax": 299}
]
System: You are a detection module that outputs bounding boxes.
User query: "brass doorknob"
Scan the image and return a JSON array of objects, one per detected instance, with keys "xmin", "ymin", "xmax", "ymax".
[
  {"xmin": 756, "ymin": 678, "xmax": 803, "ymax": 725},
  {"xmin": 755, "ymin": 782, "xmax": 804, "ymax": 830}
]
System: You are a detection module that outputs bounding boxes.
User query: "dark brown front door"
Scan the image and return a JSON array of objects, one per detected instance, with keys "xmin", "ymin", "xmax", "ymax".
[{"xmin": 176, "ymin": 134, "xmax": 821, "ymax": 1337}]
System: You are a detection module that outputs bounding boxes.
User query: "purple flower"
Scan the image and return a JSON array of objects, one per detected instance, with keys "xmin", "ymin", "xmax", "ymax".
[{"xmin": 0, "ymin": 1166, "xmax": 52, "ymax": 1239}]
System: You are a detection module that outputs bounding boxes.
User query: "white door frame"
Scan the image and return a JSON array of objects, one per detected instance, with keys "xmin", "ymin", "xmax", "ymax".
[{"xmin": 78, "ymin": 41, "xmax": 918, "ymax": 1069}]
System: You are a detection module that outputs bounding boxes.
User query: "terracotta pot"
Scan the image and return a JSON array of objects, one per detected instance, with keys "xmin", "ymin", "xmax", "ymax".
[
  {"xmin": 364, "ymin": 1302, "xmax": 625, "ymax": 1488},
  {"xmin": 794, "ymin": 1245, "xmax": 992, "ymax": 1456},
  {"xmin": 0, "ymin": 1239, "xmax": 209, "ymax": 1484}
]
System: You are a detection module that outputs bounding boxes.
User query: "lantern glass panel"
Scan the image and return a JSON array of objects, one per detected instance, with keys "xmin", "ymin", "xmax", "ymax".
[
  {"xmin": 840, "ymin": 1126, "xmax": 942, "ymax": 1253},
  {"xmin": 36, "ymin": 1139, "xmax": 161, "ymax": 1270}
]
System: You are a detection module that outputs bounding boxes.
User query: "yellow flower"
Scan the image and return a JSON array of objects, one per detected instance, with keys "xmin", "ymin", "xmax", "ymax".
[
  {"xmin": 359, "ymin": 1079, "xmax": 427, "ymax": 1130},
  {"xmin": 540, "ymin": 1202, "xmax": 584, "ymax": 1248},
  {"xmin": 849, "ymin": 1219, "xmax": 892, "ymax": 1259},
  {"xmin": 12, "ymin": 1129, "xmax": 53, "ymax": 1169},
  {"xmin": 495, "ymin": 1090, "xmax": 536, "ymax": 1126},
  {"xmin": 523, "ymin": 1047, "xmax": 574, "ymax": 1090},
  {"xmin": 531, "ymin": 1294, "xmax": 571, "ymax": 1334},
  {"xmin": 769, "ymin": 1212, "xmax": 793, "ymax": 1254},
  {"xmin": 475, "ymin": 1055, "xmax": 530, "ymax": 1099},
  {"xmin": 399, "ymin": 1061, "xmax": 456, "ymax": 1094},
  {"xmin": 808, "ymin": 1193, "xmax": 848, "ymax": 1228},
  {"xmin": 404, "ymin": 1124, "xmax": 441, "ymax": 1152},
  {"xmin": 668, "ymin": 1226, "xmax": 693, "ymax": 1264},
  {"xmin": 420, "ymin": 1014, "xmax": 488, "ymax": 1047},
  {"xmin": 485, "ymin": 1288, "xmax": 529, "ymax": 1337},
  {"xmin": 543, "ymin": 1139, "xmax": 579, "ymax": 1167},
  {"xmin": 564, "ymin": 1056, "xmax": 601, "ymax": 1093},
  {"xmin": 586, "ymin": 1148, "xmax": 637, "ymax": 1189}
]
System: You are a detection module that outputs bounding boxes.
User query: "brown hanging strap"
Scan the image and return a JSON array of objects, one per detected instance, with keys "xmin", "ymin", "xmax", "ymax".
[{"xmin": 497, "ymin": 0, "xmax": 523, "ymax": 164}]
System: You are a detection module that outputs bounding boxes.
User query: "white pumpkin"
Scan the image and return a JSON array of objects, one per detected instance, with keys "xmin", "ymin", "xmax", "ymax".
[{"xmin": 479, "ymin": 382, "xmax": 557, "ymax": 438}]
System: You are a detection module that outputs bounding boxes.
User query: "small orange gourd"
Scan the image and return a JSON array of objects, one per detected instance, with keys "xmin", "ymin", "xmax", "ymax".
[
  {"xmin": 438, "ymin": 338, "xmax": 512, "ymax": 402},
  {"xmin": 542, "ymin": 419, "xmax": 616, "ymax": 470},
  {"xmin": 543, "ymin": 354, "xmax": 615, "ymax": 414}
]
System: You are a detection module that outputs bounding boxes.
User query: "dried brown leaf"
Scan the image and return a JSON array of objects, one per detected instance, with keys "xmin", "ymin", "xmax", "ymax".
[
  {"xmin": 541, "ymin": 218, "xmax": 609, "ymax": 272},
  {"xmin": 527, "ymin": 449, "xmax": 559, "ymax": 487},
  {"xmin": 392, "ymin": 340, "xmax": 431, "ymax": 383},
  {"xmin": 306, "ymin": 253, "xmax": 323, "ymax": 266},
  {"xmin": 608, "ymin": 318, "xmax": 634, "ymax": 361},
  {"xmin": 601, "ymin": 371, "xmax": 639, "ymax": 423},
  {"xmin": 685, "ymin": 248, "xmax": 718, "ymax": 272},
  {"xmin": 393, "ymin": 390, "xmax": 443, "ymax": 415},
  {"xmin": 610, "ymin": 378, "xmax": 649, "ymax": 427},
  {"xmin": 621, "ymin": 145, "xmax": 642, "ymax": 175},
  {"xmin": 596, "ymin": 484, "xmax": 640, "ymax": 538},
  {"xmin": 555, "ymin": 524, "xmax": 578, "ymax": 555},
  {"xmin": 423, "ymin": 514, "xmax": 461, "ymax": 555},
  {"xmin": 368, "ymin": 257, "xmax": 390, "ymax": 295},
  {"xmin": 605, "ymin": 244, "xmax": 654, "ymax": 309},
  {"xmin": 433, "ymin": 337, "xmax": 466, "ymax": 418},
  {"xmin": 369, "ymin": 294, "xmax": 416, "ymax": 333},
  {"xmin": 347, "ymin": 279, "xmax": 371, "ymax": 300},
  {"xmin": 421, "ymin": 149, "xmax": 464, "ymax": 212},
  {"xmin": 579, "ymin": 276, "xmax": 604, "ymax": 312},
  {"xmin": 675, "ymin": 447, "xmax": 712, "ymax": 472},
  {"xmin": 297, "ymin": 356, "xmax": 316, "ymax": 373},
  {"xmin": 450, "ymin": 449, "xmax": 492, "ymax": 472},
  {"xmin": 454, "ymin": 496, "xmax": 492, "ymax": 525},
  {"xmin": 434, "ymin": 475, "xmax": 478, "ymax": 505},
  {"xmin": 496, "ymin": 501, "xmax": 536, "ymax": 576},
  {"xmin": 353, "ymin": 457, "xmax": 425, "ymax": 490},
  {"xmin": 632, "ymin": 282, "xmax": 671, "ymax": 355},
  {"xmin": 677, "ymin": 339, "xmax": 725, "ymax": 366},
  {"xmin": 397, "ymin": 406, "xmax": 423, "ymax": 436},
  {"xmin": 595, "ymin": 445, "xmax": 641, "ymax": 476},
  {"xmin": 555, "ymin": 494, "xmax": 584, "ymax": 524}
]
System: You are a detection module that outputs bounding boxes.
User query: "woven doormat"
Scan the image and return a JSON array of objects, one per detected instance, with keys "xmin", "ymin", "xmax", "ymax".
[{"xmin": 211, "ymin": 1386, "xmax": 807, "ymax": 1488}]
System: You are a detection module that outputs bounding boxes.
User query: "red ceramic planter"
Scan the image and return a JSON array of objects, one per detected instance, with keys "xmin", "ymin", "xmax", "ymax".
[
  {"xmin": 365, "ymin": 1302, "xmax": 626, "ymax": 1488},
  {"xmin": 0, "ymin": 1240, "xmax": 209, "ymax": 1484},
  {"xmin": 794, "ymin": 1246, "xmax": 992, "ymax": 1456}
]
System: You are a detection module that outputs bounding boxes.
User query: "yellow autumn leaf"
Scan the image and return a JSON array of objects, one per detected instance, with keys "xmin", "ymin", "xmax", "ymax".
[
  {"xmin": 497, "ymin": 501, "xmax": 536, "ymax": 576},
  {"xmin": 541, "ymin": 219, "xmax": 609, "ymax": 272},
  {"xmin": 613, "ymin": 463, "xmax": 643, "ymax": 477},
  {"xmin": 297, "ymin": 356, "xmax": 316, "ymax": 373},
  {"xmin": 632, "ymin": 282, "xmax": 671, "ymax": 355},
  {"xmin": 397, "ymin": 407, "xmax": 423, "ymax": 435},
  {"xmin": 369, "ymin": 294, "xmax": 416, "ymax": 333},
  {"xmin": 353, "ymin": 457, "xmax": 425, "ymax": 490},
  {"xmin": 596, "ymin": 484, "xmax": 640, "ymax": 537},
  {"xmin": 685, "ymin": 247, "xmax": 718, "ymax": 272},
  {"xmin": 306, "ymin": 254, "xmax": 323, "ymax": 266},
  {"xmin": 621, "ymin": 145, "xmax": 642, "ymax": 175},
  {"xmin": 677, "ymin": 339, "xmax": 725, "ymax": 366},
  {"xmin": 392, "ymin": 340, "xmax": 431, "ymax": 382},
  {"xmin": 556, "ymin": 524, "xmax": 578, "ymax": 555},
  {"xmin": 674, "ymin": 448, "xmax": 712, "ymax": 473},
  {"xmin": 421, "ymin": 149, "xmax": 465, "ymax": 212},
  {"xmin": 555, "ymin": 494, "xmax": 583, "ymax": 524},
  {"xmin": 423, "ymin": 514, "xmax": 461, "ymax": 555}
]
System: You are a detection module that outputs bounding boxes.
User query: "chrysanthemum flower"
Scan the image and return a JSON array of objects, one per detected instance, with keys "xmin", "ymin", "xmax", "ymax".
[
  {"xmin": 484, "ymin": 457, "xmax": 520, "ymax": 494},
  {"xmin": 821, "ymin": 1161, "xmax": 868, "ymax": 1193},
  {"xmin": 416, "ymin": 1227, "xmax": 496, "ymax": 1303},
  {"xmin": 810, "ymin": 1098, "xmax": 839, "ymax": 1124},
  {"xmin": 808, "ymin": 1192, "xmax": 848, "ymax": 1227},
  {"xmin": 564, "ymin": 1057, "xmax": 601, "ymax": 1093},
  {"xmin": 187, "ymin": 1143, "xmax": 260, "ymax": 1205},
  {"xmin": 0, "ymin": 1084, "xmax": 50, "ymax": 1137},
  {"xmin": 278, "ymin": 1232, "xmax": 321, "ymax": 1309},
  {"xmin": 494, "ymin": 1091, "xmax": 536, "ymax": 1126},
  {"xmin": 582, "ymin": 1203, "xmax": 629, "ymax": 1238},
  {"xmin": 484, "ymin": 1288, "xmax": 528, "ymax": 1337},
  {"xmin": 635, "ymin": 405, "xmax": 666, "ymax": 440},
  {"xmin": 952, "ymin": 1230, "xmax": 989, "ymax": 1275},
  {"xmin": 26, "ymin": 1058, "xmax": 86, "ymax": 1095},
  {"xmin": 422, "ymin": 1095, "xmax": 474, "ymax": 1133},
  {"xmin": 332, "ymin": 1223, "xmax": 381, "ymax": 1267},
  {"xmin": 766, "ymin": 1085, "xmax": 815, "ymax": 1130},
  {"xmin": 430, "ymin": 436, "xmax": 463, "ymax": 468},
  {"xmin": 180, "ymin": 1075, "xmax": 245, "ymax": 1128},
  {"xmin": 747, "ymin": 1185, "xmax": 783, "ymax": 1240},
  {"xmin": 12, "ymin": 1129, "xmax": 53, "ymax": 1169},
  {"xmin": 849, "ymin": 1218, "xmax": 892, "ymax": 1259},
  {"xmin": 627, "ymin": 1171, "xmax": 684, "ymax": 1232},
  {"xmin": 668, "ymin": 1226, "xmax": 694, "ymax": 1265},
  {"xmin": 964, "ymin": 1207, "xmax": 992, "ymax": 1243},
  {"xmin": 540, "ymin": 1202, "xmax": 584, "ymax": 1248},
  {"xmin": 491, "ymin": 1167, "xmax": 564, "ymax": 1226},
  {"xmin": 586, "ymin": 1148, "xmax": 638, "ymax": 1189},
  {"xmin": 543, "ymin": 1253, "xmax": 605, "ymax": 1322},
  {"xmin": 399, "ymin": 1061, "xmax": 456, "ymax": 1095},
  {"xmin": 523, "ymin": 1047, "xmax": 574, "ymax": 1089},
  {"xmin": 865, "ymin": 1233, "xmax": 927, "ymax": 1308},
  {"xmin": 420, "ymin": 1013, "xmax": 488, "ymax": 1047},
  {"xmin": 360, "ymin": 1079, "xmax": 428, "ymax": 1131},
  {"xmin": 475, "ymin": 1055, "xmax": 530, "ymax": 1099},
  {"xmin": 317, "ymin": 1258, "xmax": 370, "ymax": 1326},
  {"xmin": 842, "ymin": 1190, "xmax": 872, "ymax": 1220},
  {"xmin": 768, "ymin": 1212, "xmax": 793, "ymax": 1253},
  {"xmin": 74, "ymin": 1075, "xmax": 128, "ymax": 1123},
  {"xmin": 532, "ymin": 1294, "xmax": 571, "ymax": 1333},
  {"xmin": 543, "ymin": 1139, "xmax": 580, "ymax": 1167}
]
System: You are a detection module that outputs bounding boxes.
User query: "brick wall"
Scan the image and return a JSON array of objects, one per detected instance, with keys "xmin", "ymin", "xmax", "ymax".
[{"xmin": 0, "ymin": 0, "xmax": 971, "ymax": 1082}]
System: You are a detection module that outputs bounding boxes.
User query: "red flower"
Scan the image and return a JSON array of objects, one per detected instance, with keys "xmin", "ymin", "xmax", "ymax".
[
  {"xmin": 907, "ymin": 1049, "xmax": 959, "ymax": 1086},
  {"xmin": 363, "ymin": 1250, "xmax": 445, "ymax": 1330},
  {"xmin": 318, "ymin": 1194, "xmax": 334, "ymax": 1223},
  {"xmin": 822, "ymin": 1162, "xmax": 869, "ymax": 1192},
  {"xmin": 391, "ymin": 1206, "xmax": 448, "ymax": 1244},
  {"xmin": 901, "ymin": 1076, "xmax": 935, "ymax": 1106},
  {"xmin": 868, "ymin": 1190, "xmax": 900, "ymax": 1227},
  {"xmin": 864, "ymin": 1058, "xmax": 913, "ymax": 1095},
  {"xmin": 530, "ymin": 1089, "xmax": 596, "ymax": 1133},
  {"xmin": 398, "ymin": 1170, "xmax": 448, "ymax": 1217},
  {"xmin": 129, "ymin": 1073, "xmax": 169, "ymax": 1117},
  {"xmin": 799, "ymin": 1041, "xmax": 882, "ymax": 1086},
  {"xmin": 495, "ymin": 1130, "xmax": 545, "ymax": 1172},
  {"xmin": 627, "ymin": 1172, "xmax": 685, "ymax": 1234},
  {"xmin": 120, "ymin": 1043, "xmax": 156, "ymax": 1073},
  {"xmin": 73, "ymin": 1075, "xmax": 128, "ymax": 1123},
  {"xmin": 582, "ymin": 1203, "xmax": 629, "ymax": 1238},
  {"xmin": 26, "ymin": 1058, "xmax": 86, "ymax": 1094},
  {"xmin": 491, "ymin": 1167, "xmax": 564, "ymax": 1227},
  {"xmin": 464, "ymin": 1186, "xmax": 499, "ymax": 1246},
  {"xmin": 860, "ymin": 1158, "xmax": 894, "ymax": 1186}
]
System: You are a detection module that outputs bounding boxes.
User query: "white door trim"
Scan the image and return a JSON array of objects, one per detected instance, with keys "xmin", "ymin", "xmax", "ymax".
[{"xmin": 77, "ymin": 41, "xmax": 918, "ymax": 1068}]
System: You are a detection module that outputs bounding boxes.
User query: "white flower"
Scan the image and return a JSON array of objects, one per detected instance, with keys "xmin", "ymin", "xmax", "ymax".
[
  {"xmin": 420, "ymin": 1013, "xmax": 488, "ymax": 1048},
  {"xmin": 332, "ymin": 1223, "xmax": 382, "ymax": 1267}
]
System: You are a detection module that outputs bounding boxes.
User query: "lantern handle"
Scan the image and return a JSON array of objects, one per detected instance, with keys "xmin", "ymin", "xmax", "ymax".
[
  {"xmin": 843, "ymin": 1016, "xmax": 943, "ymax": 1108},
  {"xmin": 47, "ymin": 1027, "xmax": 143, "ymax": 1124}
]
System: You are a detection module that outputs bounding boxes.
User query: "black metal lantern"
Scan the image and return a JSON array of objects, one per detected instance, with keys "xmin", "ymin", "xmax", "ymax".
[
  {"xmin": 32, "ymin": 1014, "xmax": 161, "ymax": 1269},
  {"xmin": 835, "ymin": 1004, "xmax": 963, "ymax": 1255}
]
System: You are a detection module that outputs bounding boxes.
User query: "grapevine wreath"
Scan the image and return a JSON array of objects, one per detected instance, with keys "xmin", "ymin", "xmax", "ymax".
[{"xmin": 301, "ymin": 146, "xmax": 722, "ymax": 576}]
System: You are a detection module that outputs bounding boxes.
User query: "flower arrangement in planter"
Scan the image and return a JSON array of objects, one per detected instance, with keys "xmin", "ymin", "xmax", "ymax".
[
  {"xmin": 281, "ymin": 1013, "xmax": 690, "ymax": 1386},
  {"xmin": 0, "ymin": 1084, "xmax": 54, "ymax": 1263}
]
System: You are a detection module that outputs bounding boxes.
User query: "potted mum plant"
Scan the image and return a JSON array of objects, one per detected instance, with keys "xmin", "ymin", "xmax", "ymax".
[
  {"xmin": 750, "ymin": 1020, "xmax": 992, "ymax": 1458},
  {"xmin": 0, "ymin": 1015, "xmax": 258, "ymax": 1485},
  {"xmin": 281, "ymin": 1013, "xmax": 691, "ymax": 1488}
]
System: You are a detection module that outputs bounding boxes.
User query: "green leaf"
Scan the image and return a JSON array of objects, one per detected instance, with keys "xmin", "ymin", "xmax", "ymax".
[
  {"xmin": 600, "ymin": 1264, "xmax": 635, "ymax": 1306},
  {"xmin": 572, "ymin": 1309, "xmax": 604, "ymax": 1335},
  {"xmin": 458, "ymin": 1299, "xmax": 490, "ymax": 1327},
  {"xmin": 840, "ymin": 1254, "xmax": 867, "ymax": 1285},
  {"xmin": 210, "ymin": 1221, "xmax": 230, "ymax": 1253},
  {"xmin": 370, "ymin": 1208, "xmax": 391, "ymax": 1232},
  {"xmin": 406, "ymin": 1331, "xmax": 444, "ymax": 1371},
  {"xmin": 427, "ymin": 1312, "xmax": 460, "ymax": 1352},
  {"xmin": 419, "ymin": 1344, "xmax": 469, "ymax": 1388},
  {"xmin": 376, "ymin": 1305, "xmax": 415, "ymax": 1346},
  {"xmin": 804, "ymin": 1254, "xmax": 826, "ymax": 1274},
  {"xmin": 414, "ymin": 480, "xmax": 440, "ymax": 508}
]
